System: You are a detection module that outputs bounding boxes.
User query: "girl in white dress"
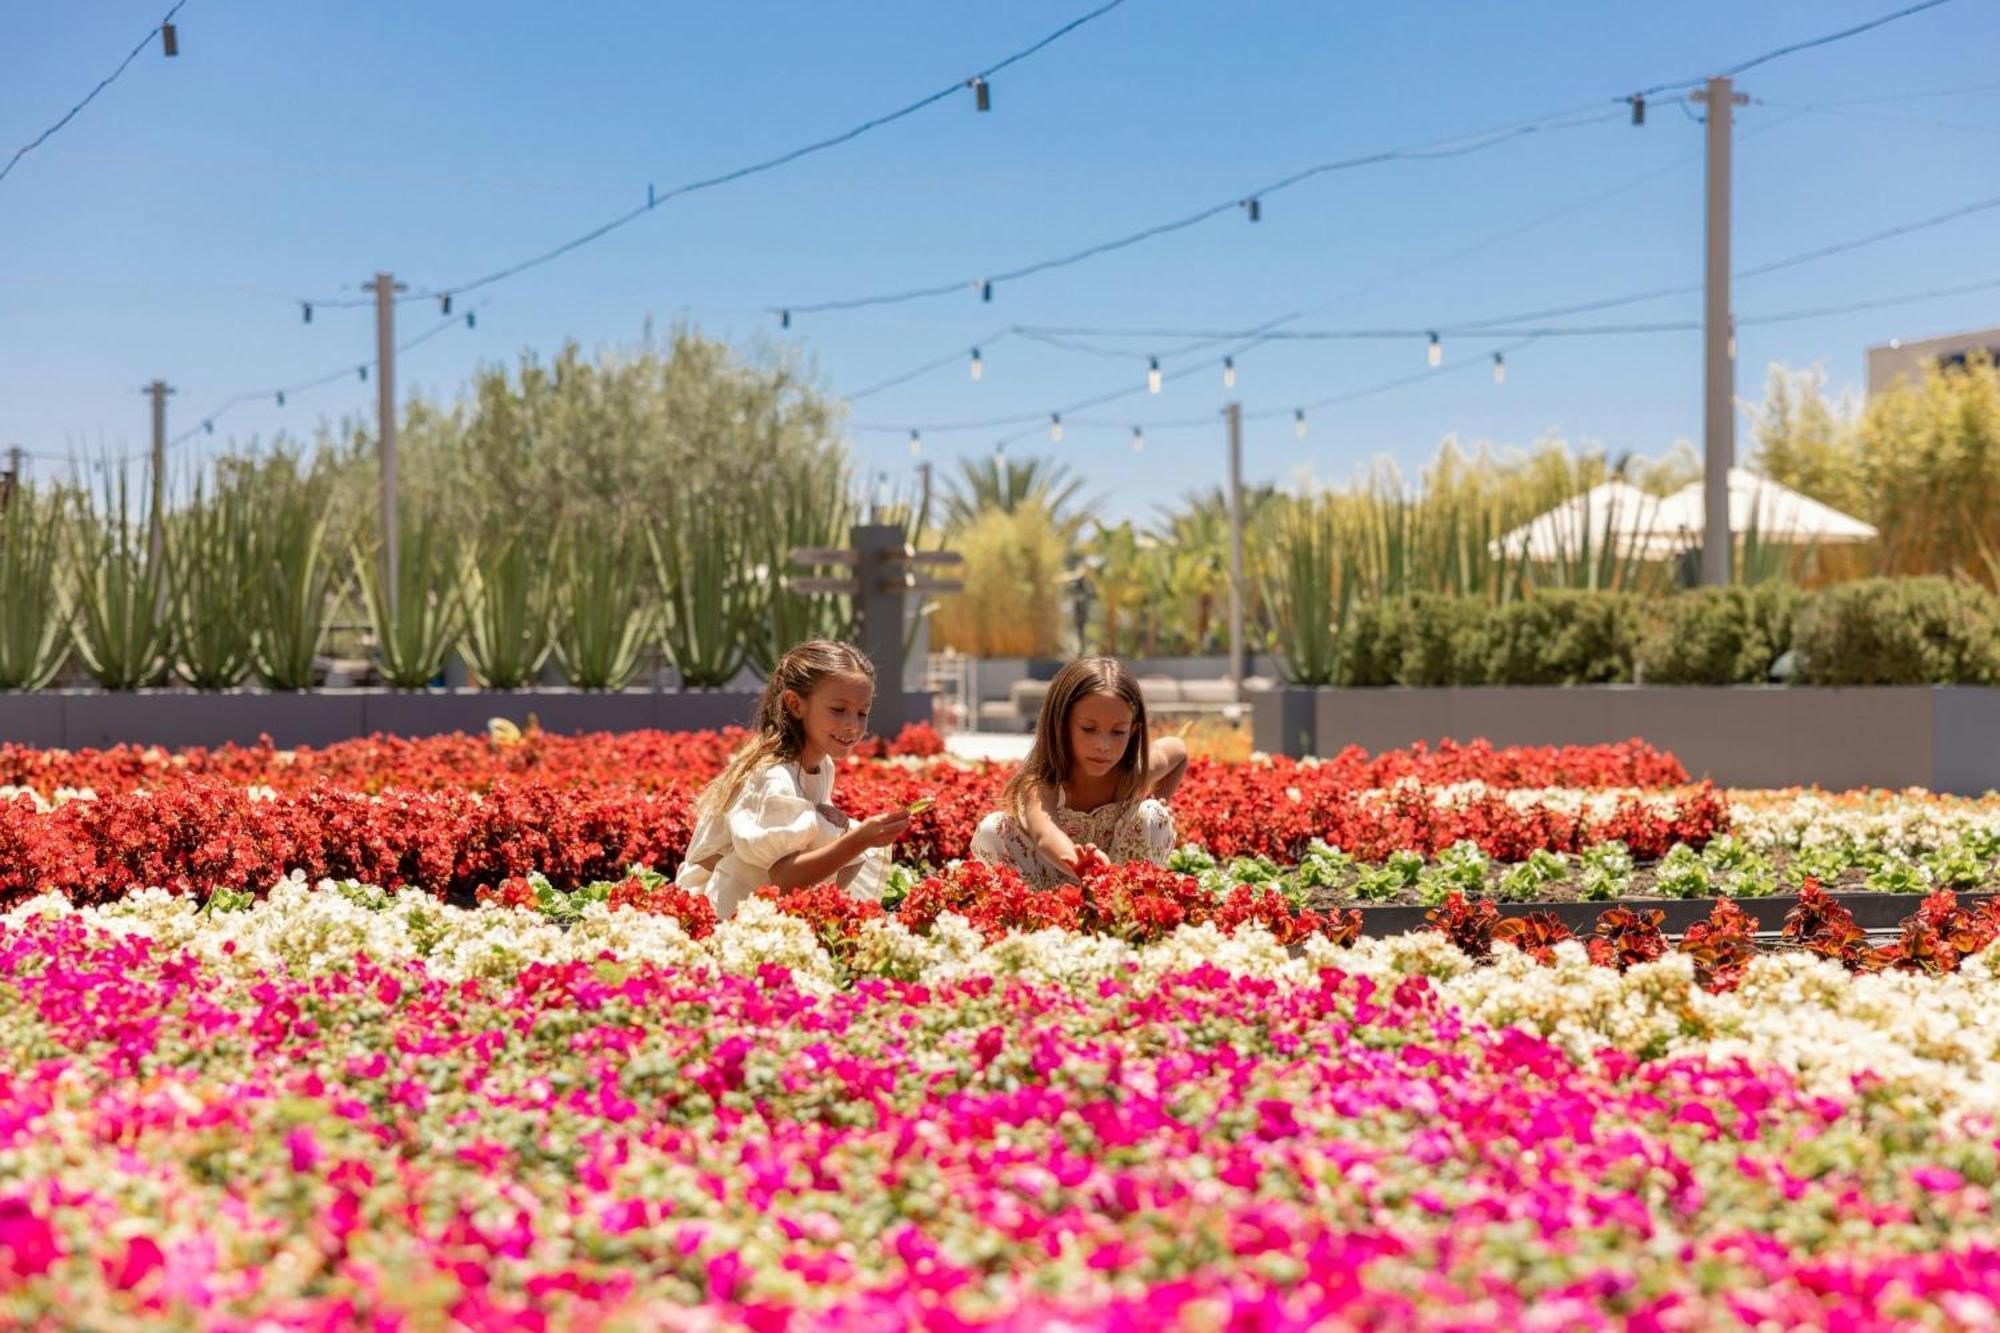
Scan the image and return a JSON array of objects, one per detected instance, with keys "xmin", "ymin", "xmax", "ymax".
[
  {"xmin": 970, "ymin": 656, "xmax": 1189, "ymax": 890},
  {"xmin": 676, "ymin": 641, "xmax": 910, "ymax": 920}
]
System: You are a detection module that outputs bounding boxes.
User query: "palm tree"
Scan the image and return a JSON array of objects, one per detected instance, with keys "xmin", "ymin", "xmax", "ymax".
[
  {"xmin": 941, "ymin": 455, "xmax": 1100, "ymax": 542},
  {"xmin": 1149, "ymin": 485, "xmax": 1282, "ymax": 651}
]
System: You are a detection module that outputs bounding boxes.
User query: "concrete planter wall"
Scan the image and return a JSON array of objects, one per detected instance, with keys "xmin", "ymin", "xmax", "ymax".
[
  {"xmin": 0, "ymin": 689, "xmax": 934, "ymax": 750},
  {"xmin": 1250, "ymin": 685, "xmax": 2000, "ymax": 796}
]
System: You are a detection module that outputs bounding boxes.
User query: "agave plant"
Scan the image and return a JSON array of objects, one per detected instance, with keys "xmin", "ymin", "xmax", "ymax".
[
  {"xmin": 166, "ymin": 475, "xmax": 257, "ymax": 689},
  {"xmin": 459, "ymin": 523, "xmax": 557, "ymax": 690},
  {"xmin": 552, "ymin": 517, "xmax": 652, "ymax": 690},
  {"xmin": 0, "ymin": 485, "xmax": 71, "ymax": 690},
  {"xmin": 248, "ymin": 465, "xmax": 342, "ymax": 691},
  {"xmin": 357, "ymin": 499, "xmax": 466, "ymax": 689},
  {"xmin": 69, "ymin": 467, "xmax": 172, "ymax": 690},
  {"xmin": 1264, "ymin": 495, "xmax": 1353, "ymax": 686},
  {"xmin": 650, "ymin": 488, "xmax": 758, "ymax": 689},
  {"xmin": 745, "ymin": 452, "xmax": 855, "ymax": 676}
]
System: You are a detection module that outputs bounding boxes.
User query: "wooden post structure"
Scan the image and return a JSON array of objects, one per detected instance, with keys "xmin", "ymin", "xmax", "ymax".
[{"xmin": 787, "ymin": 523, "xmax": 963, "ymax": 738}]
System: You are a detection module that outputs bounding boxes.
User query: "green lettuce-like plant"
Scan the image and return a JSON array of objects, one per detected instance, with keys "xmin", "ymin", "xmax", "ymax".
[
  {"xmin": 552, "ymin": 517, "xmax": 653, "ymax": 690},
  {"xmin": 0, "ymin": 485, "xmax": 71, "ymax": 689}
]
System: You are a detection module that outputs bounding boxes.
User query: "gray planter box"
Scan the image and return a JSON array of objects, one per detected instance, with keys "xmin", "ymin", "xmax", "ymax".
[
  {"xmin": 0, "ymin": 689, "xmax": 933, "ymax": 749},
  {"xmin": 1250, "ymin": 685, "xmax": 2000, "ymax": 796}
]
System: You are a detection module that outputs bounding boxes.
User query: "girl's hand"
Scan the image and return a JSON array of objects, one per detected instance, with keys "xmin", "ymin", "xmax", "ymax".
[{"xmin": 852, "ymin": 810, "xmax": 911, "ymax": 849}]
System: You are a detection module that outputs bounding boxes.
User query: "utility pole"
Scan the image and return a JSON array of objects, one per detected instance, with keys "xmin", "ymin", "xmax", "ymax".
[
  {"xmin": 1695, "ymin": 75, "xmax": 1746, "ymax": 586},
  {"xmin": 1225, "ymin": 400, "xmax": 1246, "ymax": 699},
  {"xmin": 145, "ymin": 380, "xmax": 173, "ymax": 568},
  {"xmin": 371, "ymin": 272, "xmax": 407, "ymax": 619}
]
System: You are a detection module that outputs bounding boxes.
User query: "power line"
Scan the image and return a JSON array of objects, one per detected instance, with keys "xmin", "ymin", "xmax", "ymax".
[
  {"xmin": 777, "ymin": 103, "xmax": 1633, "ymax": 319},
  {"xmin": 294, "ymin": 1, "xmax": 1130, "ymax": 311},
  {"xmin": 1, "ymin": 1, "xmax": 188, "ymax": 188},
  {"xmin": 794, "ymin": 0, "xmax": 1964, "ymax": 323}
]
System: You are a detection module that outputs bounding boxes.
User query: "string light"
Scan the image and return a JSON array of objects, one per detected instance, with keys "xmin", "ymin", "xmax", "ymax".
[
  {"xmin": 1427, "ymin": 331, "xmax": 1442, "ymax": 367},
  {"xmin": 779, "ymin": 310, "xmax": 791, "ymax": 329},
  {"xmin": 1293, "ymin": 409, "xmax": 1307, "ymax": 439},
  {"xmin": 300, "ymin": 302, "xmax": 312, "ymax": 324},
  {"xmin": 466, "ymin": 311, "xmax": 476, "ymax": 329},
  {"xmin": 357, "ymin": 365, "xmax": 368, "ymax": 382},
  {"xmin": 1492, "ymin": 352, "xmax": 1506, "ymax": 384},
  {"xmin": 1222, "ymin": 356, "xmax": 1236, "ymax": 389},
  {"xmin": 1243, "ymin": 197, "xmax": 1261, "ymax": 222},
  {"xmin": 439, "ymin": 294, "xmax": 452, "ymax": 316},
  {"xmin": 970, "ymin": 347, "xmax": 983, "ymax": 381},
  {"xmin": 909, "ymin": 429, "xmax": 923, "ymax": 456},
  {"xmin": 970, "ymin": 76, "xmax": 991, "ymax": 112},
  {"xmin": 202, "ymin": 419, "xmax": 212, "ymax": 435},
  {"xmin": 1147, "ymin": 357, "xmax": 1162, "ymax": 394},
  {"xmin": 1131, "ymin": 426, "xmax": 1145, "ymax": 452},
  {"xmin": 160, "ymin": 22, "xmax": 178, "ymax": 57},
  {"xmin": 275, "ymin": 391, "xmax": 285, "ymax": 407},
  {"xmin": 1629, "ymin": 94, "xmax": 1645, "ymax": 126},
  {"xmin": 980, "ymin": 280, "xmax": 993, "ymax": 303},
  {"xmin": 1050, "ymin": 412, "xmax": 1063, "ymax": 443}
]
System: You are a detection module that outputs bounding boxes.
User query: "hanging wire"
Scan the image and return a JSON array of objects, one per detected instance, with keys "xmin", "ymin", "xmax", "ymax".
[
  {"xmin": 1, "ymin": 0, "xmax": 190, "ymax": 187},
  {"xmin": 293, "ymin": 0, "xmax": 1131, "ymax": 310}
]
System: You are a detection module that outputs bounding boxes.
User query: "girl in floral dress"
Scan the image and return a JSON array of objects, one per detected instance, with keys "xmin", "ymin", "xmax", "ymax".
[
  {"xmin": 971, "ymin": 656, "xmax": 1189, "ymax": 889},
  {"xmin": 676, "ymin": 641, "xmax": 910, "ymax": 920}
]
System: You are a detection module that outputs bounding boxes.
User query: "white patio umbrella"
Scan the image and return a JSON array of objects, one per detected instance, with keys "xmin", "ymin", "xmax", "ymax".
[
  {"xmin": 1490, "ymin": 481, "xmax": 1668, "ymax": 560},
  {"xmin": 1652, "ymin": 469, "xmax": 1877, "ymax": 547}
]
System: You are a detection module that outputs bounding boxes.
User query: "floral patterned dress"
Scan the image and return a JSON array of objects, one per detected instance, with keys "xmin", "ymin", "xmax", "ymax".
[{"xmin": 970, "ymin": 785, "xmax": 1176, "ymax": 890}]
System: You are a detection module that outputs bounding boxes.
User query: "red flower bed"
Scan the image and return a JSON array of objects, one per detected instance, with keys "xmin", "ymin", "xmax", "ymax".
[{"xmin": 0, "ymin": 731, "xmax": 1716, "ymax": 906}]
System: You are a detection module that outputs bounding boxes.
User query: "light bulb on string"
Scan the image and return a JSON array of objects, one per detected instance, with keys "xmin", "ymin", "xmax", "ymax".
[
  {"xmin": 1050, "ymin": 413, "xmax": 1063, "ymax": 443},
  {"xmin": 1147, "ymin": 357, "xmax": 1161, "ymax": 395},
  {"xmin": 275, "ymin": 392, "xmax": 285, "ymax": 407},
  {"xmin": 1131, "ymin": 426, "xmax": 1145, "ymax": 453},
  {"xmin": 970, "ymin": 348, "xmax": 983, "ymax": 381},
  {"xmin": 980, "ymin": 280, "xmax": 993, "ymax": 303},
  {"xmin": 909, "ymin": 430, "xmax": 923, "ymax": 457},
  {"xmin": 466, "ymin": 312, "xmax": 476, "ymax": 330},
  {"xmin": 1492, "ymin": 352, "xmax": 1506, "ymax": 385},
  {"xmin": 358, "ymin": 365, "xmax": 368, "ymax": 382},
  {"xmin": 1427, "ymin": 332, "xmax": 1442, "ymax": 368},
  {"xmin": 300, "ymin": 302, "xmax": 313, "ymax": 325},
  {"xmin": 970, "ymin": 76, "xmax": 990, "ymax": 112},
  {"xmin": 1243, "ymin": 197, "xmax": 1261, "ymax": 223},
  {"xmin": 779, "ymin": 310, "xmax": 791, "ymax": 330},
  {"xmin": 1293, "ymin": 409, "xmax": 1307, "ymax": 440},
  {"xmin": 161, "ymin": 22, "xmax": 178, "ymax": 56},
  {"xmin": 440, "ymin": 294, "xmax": 452, "ymax": 316},
  {"xmin": 1222, "ymin": 357, "xmax": 1236, "ymax": 390}
]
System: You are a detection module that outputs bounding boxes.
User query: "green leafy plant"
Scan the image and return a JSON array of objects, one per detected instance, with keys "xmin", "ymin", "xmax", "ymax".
[
  {"xmin": 649, "ymin": 488, "xmax": 758, "ymax": 689},
  {"xmin": 248, "ymin": 465, "xmax": 341, "ymax": 691},
  {"xmin": 551, "ymin": 517, "xmax": 653, "ymax": 691},
  {"xmin": 1638, "ymin": 585, "xmax": 1799, "ymax": 684},
  {"xmin": 1790, "ymin": 843, "xmax": 1852, "ymax": 884},
  {"xmin": 746, "ymin": 452, "xmax": 855, "ymax": 677},
  {"xmin": 1497, "ymin": 850, "xmax": 1568, "ymax": 903},
  {"xmin": 1793, "ymin": 577, "xmax": 2000, "ymax": 685},
  {"xmin": 1654, "ymin": 843, "xmax": 1714, "ymax": 899},
  {"xmin": 0, "ymin": 485, "xmax": 71, "ymax": 689},
  {"xmin": 166, "ymin": 475, "xmax": 257, "ymax": 690},
  {"xmin": 460, "ymin": 524, "xmax": 557, "ymax": 690},
  {"xmin": 69, "ymin": 467, "xmax": 171, "ymax": 690},
  {"xmin": 357, "ymin": 500, "xmax": 466, "ymax": 689},
  {"xmin": 1864, "ymin": 855, "xmax": 1934, "ymax": 895},
  {"xmin": 1264, "ymin": 496, "xmax": 1352, "ymax": 686}
]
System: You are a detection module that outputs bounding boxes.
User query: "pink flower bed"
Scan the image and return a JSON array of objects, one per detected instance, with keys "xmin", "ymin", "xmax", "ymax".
[{"xmin": 0, "ymin": 914, "xmax": 1993, "ymax": 1328}]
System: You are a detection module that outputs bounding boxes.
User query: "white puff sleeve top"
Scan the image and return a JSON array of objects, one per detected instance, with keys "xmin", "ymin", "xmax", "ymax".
[{"xmin": 674, "ymin": 758, "xmax": 887, "ymax": 920}]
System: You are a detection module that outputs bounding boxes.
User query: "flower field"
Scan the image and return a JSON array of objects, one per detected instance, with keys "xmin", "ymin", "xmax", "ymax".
[{"xmin": 4, "ymin": 727, "xmax": 2000, "ymax": 1327}]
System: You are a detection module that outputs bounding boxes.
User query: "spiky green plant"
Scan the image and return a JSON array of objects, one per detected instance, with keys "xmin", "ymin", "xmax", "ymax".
[
  {"xmin": 0, "ymin": 486, "xmax": 72, "ymax": 690},
  {"xmin": 69, "ymin": 467, "xmax": 171, "ymax": 690},
  {"xmin": 248, "ymin": 467, "xmax": 341, "ymax": 691},
  {"xmin": 460, "ymin": 524, "xmax": 557, "ymax": 690},
  {"xmin": 356, "ymin": 500, "xmax": 466, "ymax": 689},
  {"xmin": 746, "ymin": 451, "xmax": 855, "ymax": 675},
  {"xmin": 552, "ymin": 518, "xmax": 652, "ymax": 690},
  {"xmin": 1532, "ymin": 485, "xmax": 1664, "ymax": 593},
  {"xmin": 167, "ymin": 475, "xmax": 257, "ymax": 689},
  {"xmin": 650, "ymin": 490, "xmax": 757, "ymax": 688},
  {"xmin": 1264, "ymin": 495, "xmax": 1352, "ymax": 685}
]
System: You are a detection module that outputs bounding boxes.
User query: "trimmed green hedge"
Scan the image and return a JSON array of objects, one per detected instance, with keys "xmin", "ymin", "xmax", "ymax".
[{"xmin": 1328, "ymin": 578, "xmax": 2000, "ymax": 686}]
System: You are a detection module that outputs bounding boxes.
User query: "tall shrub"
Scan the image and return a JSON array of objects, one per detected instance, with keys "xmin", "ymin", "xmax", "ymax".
[
  {"xmin": 552, "ymin": 518, "xmax": 652, "ymax": 690},
  {"xmin": 69, "ymin": 469, "xmax": 171, "ymax": 690},
  {"xmin": 931, "ymin": 506, "xmax": 1064, "ymax": 658},
  {"xmin": 357, "ymin": 499, "xmax": 465, "ymax": 689},
  {"xmin": 1639, "ymin": 585, "xmax": 1798, "ymax": 684},
  {"xmin": 460, "ymin": 525, "xmax": 557, "ymax": 690},
  {"xmin": 248, "ymin": 465, "xmax": 341, "ymax": 691},
  {"xmin": 0, "ymin": 487, "xmax": 70, "ymax": 690},
  {"xmin": 1794, "ymin": 577, "xmax": 2000, "ymax": 685},
  {"xmin": 1264, "ymin": 496, "xmax": 1351, "ymax": 685},
  {"xmin": 166, "ymin": 475, "xmax": 257, "ymax": 689}
]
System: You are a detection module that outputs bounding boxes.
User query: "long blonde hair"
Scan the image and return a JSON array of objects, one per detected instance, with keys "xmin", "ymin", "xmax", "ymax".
[
  {"xmin": 696, "ymin": 640, "xmax": 875, "ymax": 823},
  {"xmin": 1002, "ymin": 656, "xmax": 1150, "ymax": 820}
]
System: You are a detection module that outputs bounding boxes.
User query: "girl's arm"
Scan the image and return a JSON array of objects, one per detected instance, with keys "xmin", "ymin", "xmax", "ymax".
[
  {"xmin": 1146, "ymin": 734, "xmax": 1190, "ymax": 800},
  {"xmin": 1020, "ymin": 783, "xmax": 1083, "ymax": 882},
  {"xmin": 766, "ymin": 810, "xmax": 909, "ymax": 890}
]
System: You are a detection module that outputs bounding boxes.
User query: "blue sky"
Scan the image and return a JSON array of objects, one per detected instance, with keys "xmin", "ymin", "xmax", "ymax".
[{"xmin": 5, "ymin": 1, "xmax": 1998, "ymax": 521}]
